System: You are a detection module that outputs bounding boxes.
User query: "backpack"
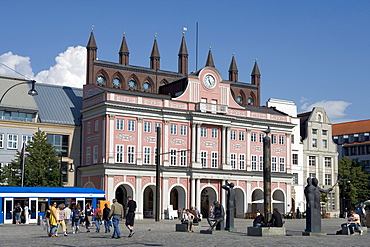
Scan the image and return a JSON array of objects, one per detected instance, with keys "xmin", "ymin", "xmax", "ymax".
[
  {"xmin": 73, "ymin": 209, "xmax": 80, "ymax": 221},
  {"xmin": 14, "ymin": 206, "xmax": 21, "ymax": 213}
]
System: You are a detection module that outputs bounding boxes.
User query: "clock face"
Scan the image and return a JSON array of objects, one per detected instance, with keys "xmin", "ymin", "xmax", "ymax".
[{"xmin": 203, "ymin": 74, "xmax": 216, "ymax": 89}]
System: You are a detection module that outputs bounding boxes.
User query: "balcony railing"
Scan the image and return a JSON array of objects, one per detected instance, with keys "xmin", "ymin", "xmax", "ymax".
[{"xmin": 196, "ymin": 102, "xmax": 228, "ymax": 114}]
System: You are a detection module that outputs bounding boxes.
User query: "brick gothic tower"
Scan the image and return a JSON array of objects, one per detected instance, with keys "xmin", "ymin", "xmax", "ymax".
[
  {"xmin": 119, "ymin": 35, "xmax": 129, "ymax": 65},
  {"xmin": 150, "ymin": 38, "xmax": 160, "ymax": 70},
  {"xmin": 228, "ymin": 55, "xmax": 238, "ymax": 82},
  {"xmin": 178, "ymin": 35, "xmax": 188, "ymax": 74},
  {"xmin": 251, "ymin": 60, "xmax": 261, "ymax": 105},
  {"xmin": 86, "ymin": 31, "xmax": 97, "ymax": 84}
]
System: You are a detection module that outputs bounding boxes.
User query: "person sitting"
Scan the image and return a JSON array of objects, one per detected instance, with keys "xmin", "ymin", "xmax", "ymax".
[
  {"xmin": 190, "ymin": 206, "xmax": 201, "ymax": 223},
  {"xmin": 269, "ymin": 208, "xmax": 284, "ymax": 227},
  {"xmin": 253, "ymin": 209, "xmax": 265, "ymax": 227},
  {"xmin": 184, "ymin": 209, "xmax": 194, "ymax": 232},
  {"xmin": 344, "ymin": 210, "xmax": 363, "ymax": 235}
]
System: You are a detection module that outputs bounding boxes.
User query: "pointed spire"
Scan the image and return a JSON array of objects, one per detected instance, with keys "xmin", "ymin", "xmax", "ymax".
[
  {"xmin": 228, "ymin": 54, "xmax": 238, "ymax": 82},
  {"xmin": 119, "ymin": 33, "xmax": 129, "ymax": 65},
  {"xmin": 87, "ymin": 26, "xmax": 97, "ymax": 50},
  {"xmin": 150, "ymin": 38, "xmax": 160, "ymax": 59},
  {"xmin": 205, "ymin": 48, "xmax": 215, "ymax": 67},
  {"xmin": 178, "ymin": 36, "xmax": 188, "ymax": 56},
  {"xmin": 251, "ymin": 59, "xmax": 261, "ymax": 76}
]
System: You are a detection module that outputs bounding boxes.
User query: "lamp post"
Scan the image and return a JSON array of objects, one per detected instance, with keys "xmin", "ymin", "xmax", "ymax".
[{"xmin": 0, "ymin": 80, "xmax": 38, "ymax": 105}]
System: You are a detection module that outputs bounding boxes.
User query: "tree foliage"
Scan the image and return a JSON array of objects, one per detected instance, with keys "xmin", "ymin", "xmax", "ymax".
[
  {"xmin": 1, "ymin": 130, "xmax": 61, "ymax": 187},
  {"xmin": 338, "ymin": 157, "xmax": 370, "ymax": 205}
]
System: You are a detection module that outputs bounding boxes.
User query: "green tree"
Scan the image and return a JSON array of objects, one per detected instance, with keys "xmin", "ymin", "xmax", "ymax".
[
  {"xmin": 338, "ymin": 157, "xmax": 370, "ymax": 205},
  {"xmin": 1, "ymin": 130, "xmax": 61, "ymax": 187}
]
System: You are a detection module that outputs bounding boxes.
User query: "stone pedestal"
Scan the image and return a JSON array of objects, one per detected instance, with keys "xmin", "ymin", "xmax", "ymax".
[
  {"xmin": 302, "ymin": 232, "xmax": 327, "ymax": 236},
  {"xmin": 175, "ymin": 224, "xmax": 187, "ymax": 232},
  {"xmin": 247, "ymin": 227, "xmax": 286, "ymax": 236}
]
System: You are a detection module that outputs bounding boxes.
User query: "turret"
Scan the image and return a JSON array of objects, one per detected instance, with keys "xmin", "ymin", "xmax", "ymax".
[
  {"xmin": 150, "ymin": 37, "xmax": 160, "ymax": 70},
  {"xmin": 228, "ymin": 54, "xmax": 238, "ymax": 82},
  {"xmin": 86, "ymin": 30, "xmax": 98, "ymax": 84},
  {"xmin": 119, "ymin": 34, "xmax": 129, "ymax": 65},
  {"xmin": 178, "ymin": 35, "xmax": 188, "ymax": 74}
]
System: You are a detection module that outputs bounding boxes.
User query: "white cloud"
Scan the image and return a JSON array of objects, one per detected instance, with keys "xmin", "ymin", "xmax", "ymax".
[
  {"xmin": 0, "ymin": 46, "xmax": 86, "ymax": 88},
  {"xmin": 35, "ymin": 46, "xmax": 86, "ymax": 88},
  {"xmin": 0, "ymin": 52, "xmax": 34, "ymax": 79},
  {"xmin": 300, "ymin": 100, "xmax": 352, "ymax": 123}
]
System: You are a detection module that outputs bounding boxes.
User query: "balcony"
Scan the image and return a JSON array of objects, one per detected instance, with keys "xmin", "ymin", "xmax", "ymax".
[{"xmin": 196, "ymin": 102, "xmax": 228, "ymax": 114}]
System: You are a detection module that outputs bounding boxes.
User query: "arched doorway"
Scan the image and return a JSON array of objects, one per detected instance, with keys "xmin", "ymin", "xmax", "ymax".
[
  {"xmin": 272, "ymin": 189, "xmax": 285, "ymax": 213},
  {"xmin": 201, "ymin": 187, "xmax": 217, "ymax": 218},
  {"xmin": 170, "ymin": 186, "xmax": 186, "ymax": 213},
  {"xmin": 250, "ymin": 189, "xmax": 264, "ymax": 213},
  {"xmin": 143, "ymin": 185, "xmax": 155, "ymax": 218},
  {"xmin": 235, "ymin": 188, "xmax": 245, "ymax": 218},
  {"xmin": 115, "ymin": 184, "xmax": 134, "ymax": 217}
]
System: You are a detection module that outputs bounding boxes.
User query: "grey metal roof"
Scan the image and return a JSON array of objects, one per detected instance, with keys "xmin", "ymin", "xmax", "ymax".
[{"xmin": 34, "ymin": 83, "xmax": 82, "ymax": 126}]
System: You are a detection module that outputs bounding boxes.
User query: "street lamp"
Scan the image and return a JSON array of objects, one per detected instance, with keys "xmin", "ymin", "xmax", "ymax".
[{"xmin": 0, "ymin": 80, "xmax": 38, "ymax": 104}]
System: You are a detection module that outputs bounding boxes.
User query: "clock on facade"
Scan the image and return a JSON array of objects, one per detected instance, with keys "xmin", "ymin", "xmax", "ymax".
[{"xmin": 203, "ymin": 74, "xmax": 216, "ymax": 89}]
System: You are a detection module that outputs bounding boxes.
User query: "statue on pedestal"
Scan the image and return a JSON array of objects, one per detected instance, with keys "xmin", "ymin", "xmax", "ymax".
[{"xmin": 222, "ymin": 182, "xmax": 235, "ymax": 230}]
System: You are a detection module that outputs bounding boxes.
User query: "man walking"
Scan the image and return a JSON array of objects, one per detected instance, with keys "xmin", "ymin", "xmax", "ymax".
[
  {"xmin": 108, "ymin": 199, "xmax": 124, "ymax": 239},
  {"xmin": 126, "ymin": 196, "xmax": 137, "ymax": 237},
  {"xmin": 64, "ymin": 204, "xmax": 72, "ymax": 234}
]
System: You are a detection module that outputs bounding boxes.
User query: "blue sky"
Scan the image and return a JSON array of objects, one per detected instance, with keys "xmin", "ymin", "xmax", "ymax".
[{"xmin": 1, "ymin": 0, "xmax": 369, "ymax": 123}]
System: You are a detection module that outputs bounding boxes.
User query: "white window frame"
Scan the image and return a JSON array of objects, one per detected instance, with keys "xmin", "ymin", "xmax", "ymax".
[
  {"xmin": 128, "ymin": 120, "xmax": 135, "ymax": 132},
  {"xmin": 86, "ymin": 146, "xmax": 91, "ymax": 165},
  {"xmin": 170, "ymin": 124, "xmax": 177, "ymax": 135},
  {"xmin": 87, "ymin": 122, "xmax": 91, "ymax": 134},
  {"xmin": 272, "ymin": 134, "xmax": 277, "ymax": 144},
  {"xmin": 22, "ymin": 135, "xmax": 32, "ymax": 145},
  {"xmin": 322, "ymin": 139, "xmax": 327, "ymax": 149},
  {"xmin": 144, "ymin": 121, "xmax": 151, "ymax": 133},
  {"xmin": 211, "ymin": 152, "xmax": 218, "ymax": 168},
  {"xmin": 170, "ymin": 149, "xmax": 177, "ymax": 166},
  {"xmin": 211, "ymin": 128, "xmax": 218, "ymax": 139},
  {"xmin": 154, "ymin": 123, "xmax": 162, "ymax": 133},
  {"xmin": 239, "ymin": 154, "xmax": 245, "ymax": 170},
  {"xmin": 230, "ymin": 153, "xmax": 236, "ymax": 169},
  {"xmin": 116, "ymin": 145, "xmax": 124, "ymax": 163},
  {"xmin": 180, "ymin": 125, "xmax": 187, "ymax": 136},
  {"xmin": 116, "ymin": 119, "xmax": 124, "ymax": 131},
  {"xmin": 251, "ymin": 155, "xmax": 257, "ymax": 171},
  {"xmin": 230, "ymin": 130, "xmax": 236, "ymax": 141},
  {"xmin": 309, "ymin": 156, "xmax": 316, "ymax": 166},
  {"xmin": 279, "ymin": 157, "xmax": 285, "ymax": 172},
  {"xmin": 259, "ymin": 155, "xmax": 263, "ymax": 171},
  {"xmin": 94, "ymin": 120, "xmax": 99, "ymax": 132},
  {"xmin": 292, "ymin": 153, "xmax": 298, "ymax": 165},
  {"xmin": 201, "ymin": 127, "xmax": 207, "ymax": 137},
  {"xmin": 251, "ymin": 132, "xmax": 257, "ymax": 142},
  {"xmin": 259, "ymin": 133, "xmax": 264, "ymax": 143},
  {"xmin": 325, "ymin": 157, "xmax": 331, "ymax": 167},
  {"xmin": 272, "ymin": 157, "xmax": 277, "ymax": 172},
  {"xmin": 239, "ymin": 131, "xmax": 245, "ymax": 141},
  {"xmin": 0, "ymin": 133, "xmax": 4, "ymax": 148},
  {"xmin": 93, "ymin": 145, "xmax": 98, "ymax": 163},
  {"xmin": 325, "ymin": 174, "xmax": 332, "ymax": 186},
  {"xmin": 180, "ymin": 150, "xmax": 187, "ymax": 166},
  {"xmin": 127, "ymin": 145, "xmax": 135, "ymax": 164},
  {"xmin": 143, "ymin": 147, "xmax": 151, "ymax": 164},
  {"xmin": 201, "ymin": 151, "xmax": 207, "ymax": 168},
  {"xmin": 312, "ymin": 138, "xmax": 317, "ymax": 148},
  {"xmin": 7, "ymin": 134, "xmax": 18, "ymax": 149},
  {"xmin": 279, "ymin": 135, "xmax": 284, "ymax": 145}
]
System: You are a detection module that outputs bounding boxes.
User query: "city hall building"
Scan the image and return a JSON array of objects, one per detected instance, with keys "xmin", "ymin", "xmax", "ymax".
[{"xmin": 79, "ymin": 32, "xmax": 297, "ymax": 219}]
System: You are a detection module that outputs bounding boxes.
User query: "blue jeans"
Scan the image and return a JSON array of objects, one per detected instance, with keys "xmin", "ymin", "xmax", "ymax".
[
  {"xmin": 50, "ymin": 224, "xmax": 57, "ymax": 236},
  {"xmin": 72, "ymin": 220, "xmax": 80, "ymax": 233},
  {"xmin": 104, "ymin": 219, "xmax": 111, "ymax": 232},
  {"xmin": 111, "ymin": 215, "xmax": 121, "ymax": 238},
  {"xmin": 95, "ymin": 219, "xmax": 101, "ymax": 232}
]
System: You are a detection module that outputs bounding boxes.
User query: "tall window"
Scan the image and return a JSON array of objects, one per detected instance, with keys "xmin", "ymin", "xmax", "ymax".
[
  {"xmin": 116, "ymin": 145, "xmax": 124, "ymax": 163},
  {"xmin": 170, "ymin": 124, "xmax": 177, "ymax": 135},
  {"xmin": 324, "ymin": 157, "xmax": 331, "ymax": 167},
  {"xmin": 170, "ymin": 149, "xmax": 177, "ymax": 166},
  {"xmin": 180, "ymin": 150, "xmax": 187, "ymax": 166},
  {"xmin": 325, "ymin": 174, "xmax": 332, "ymax": 186},
  {"xmin": 116, "ymin": 119, "xmax": 124, "ymax": 130},
  {"xmin": 94, "ymin": 120, "xmax": 99, "ymax": 132},
  {"xmin": 251, "ymin": 155, "xmax": 257, "ymax": 170},
  {"xmin": 239, "ymin": 131, "xmax": 245, "ymax": 141},
  {"xmin": 144, "ymin": 122, "xmax": 151, "ymax": 133},
  {"xmin": 154, "ymin": 123, "xmax": 162, "ymax": 133},
  {"xmin": 201, "ymin": 151, "xmax": 207, "ymax": 168},
  {"xmin": 47, "ymin": 134, "xmax": 68, "ymax": 156},
  {"xmin": 211, "ymin": 128, "xmax": 218, "ymax": 138},
  {"xmin": 279, "ymin": 135, "xmax": 284, "ymax": 145},
  {"xmin": 322, "ymin": 139, "xmax": 327, "ymax": 149},
  {"xmin": 312, "ymin": 129, "xmax": 317, "ymax": 135},
  {"xmin": 251, "ymin": 132, "xmax": 257, "ymax": 142},
  {"xmin": 292, "ymin": 154, "xmax": 298, "ymax": 165},
  {"xmin": 128, "ymin": 120, "xmax": 135, "ymax": 132},
  {"xmin": 0, "ymin": 133, "xmax": 4, "ymax": 148},
  {"xmin": 22, "ymin": 135, "xmax": 32, "ymax": 145},
  {"xmin": 86, "ymin": 146, "xmax": 91, "ymax": 165},
  {"xmin": 211, "ymin": 152, "xmax": 218, "ymax": 168},
  {"xmin": 259, "ymin": 156, "xmax": 263, "ymax": 170},
  {"xmin": 143, "ymin": 147, "xmax": 151, "ymax": 164},
  {"xmin": 87, "ymin": 122, "xmax": 91, "ymax": 134},
  {"xmin": 322, "ymin": 130, "xmax": 328, "ymax": 136},
  {"xmin": 312, "ymin": 138, "xmax": 317, "ymax": 148},
  {"xmin": 127, "ymin": 146, "xmax": 135, "ymax": 163},
  {"xmin": 309, "ymin": 156, "xmax": 316, "ymax": 166},
  {"xmin": 239, "ymin": 154, "xmax": 245, "ymax": 170},
  {"xmin": 291, "ymin": 134, "xmax": 295, "ymax": 144},
  {"xmin": 180, "ymin": 125, "xmax": 187, "ymax": 136},
  {"xmin": 272, "ymin": 157, "xmax": 277, "ymax": 171},
  {"xmin": 272, "ymin": 134, "xmax": 277, "ymax": 144},
  {"xmin": 259, "ymin": 133, "xmax": 264, "ymax": 143},
  {"xmin": 231, "ymin": 153, "xmax": 236, "ymax": 169},
  {"xmin": 279, "ymin": 157, "xmax": 285, "ymax": 172},
  {"xmin": 7, "ymin": 134, "xmax": 18, "ymax": 149},
  {"xmin": 93, "ymin": 145, "xmax": 98, "ymax": 163},
  {"xmin": 293, "ymin": 173, "xmax": 298, "ymax": 184},
  {"xmin": 230, "ymin": 130, "xmax": 236, "ymax": 140},
  {"xmin": 201, "ymin": 127, "xmax": 207, "ymax": 137}
]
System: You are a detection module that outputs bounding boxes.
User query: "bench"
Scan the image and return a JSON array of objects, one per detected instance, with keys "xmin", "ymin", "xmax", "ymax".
[
  {"xmin": 176, "ymin": 220, "xmax": 201, "ymax": 232},
  {"xmin": 341, "ymin": 225, "xmax": 367, "ymax": 235}
]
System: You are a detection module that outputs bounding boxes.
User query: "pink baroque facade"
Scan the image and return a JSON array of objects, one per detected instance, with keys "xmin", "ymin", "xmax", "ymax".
[{"xmin": 78, "ymin": 31, "xmax": 296, "ymax": 219}]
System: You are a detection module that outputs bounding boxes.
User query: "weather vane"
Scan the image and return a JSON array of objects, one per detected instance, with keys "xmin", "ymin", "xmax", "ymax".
[
  {"xmin": 154, "ymin": 32, "xmax": 157, "ymax": 39},
  {"xmin": 91, "ymin": 25, "xmax": 94, "ymax": 32},
  {"xmin": 123, "ymin": 29, "xmax": 126, "ymax": 36},
  {"xmin": 182, "ymin": 27, "xmax": 187, "ymax": 35}
]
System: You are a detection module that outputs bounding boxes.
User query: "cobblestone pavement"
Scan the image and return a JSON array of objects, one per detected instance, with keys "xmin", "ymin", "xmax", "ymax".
[{"xmin": 0, "ymin": 218, "xmax": 368, "ymax": 247}]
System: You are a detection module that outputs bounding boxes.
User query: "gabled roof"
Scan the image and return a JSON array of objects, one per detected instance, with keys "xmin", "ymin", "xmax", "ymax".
[{"xmin": 332, "ymin": 119, "xmax": 370, "ymax": 136}]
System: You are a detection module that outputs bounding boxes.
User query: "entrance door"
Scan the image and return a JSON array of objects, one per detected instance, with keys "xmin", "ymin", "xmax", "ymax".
[
  {"xmin": 29, "ymin": 198, "xmax": 37, "ymax": 224},
  {"xmin": 4, "ymin": 198, "xmax": 13, "ymax": 224},
  {"xmin": 76, "ymin": 198, "xmax": 85, "ymax": 211}
]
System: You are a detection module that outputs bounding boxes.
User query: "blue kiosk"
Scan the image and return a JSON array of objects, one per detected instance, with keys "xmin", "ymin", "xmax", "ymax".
[{"xmin": 0, "ymin": 187, "xmax": 106, "ymax": 224}]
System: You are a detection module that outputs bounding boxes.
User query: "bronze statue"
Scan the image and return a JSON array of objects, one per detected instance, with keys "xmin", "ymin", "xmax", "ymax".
[
  {"xmin": 222, "ymin": 182, "xmax": 235, "ymax": 230},
  {"xmin": 207, "ymin": 201, "xmax": 225, "ymax": 231}
]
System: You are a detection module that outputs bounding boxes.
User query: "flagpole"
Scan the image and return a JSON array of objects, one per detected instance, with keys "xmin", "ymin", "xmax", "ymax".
[{"xmin": 21, "ymin": 142, "xmax": 25, "ymax": 187}]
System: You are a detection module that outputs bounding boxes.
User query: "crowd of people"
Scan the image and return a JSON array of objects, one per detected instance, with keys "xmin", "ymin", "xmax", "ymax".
[{"xmin": 42, "ymin": 197, "xmax": 137, "ymax": 239}]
